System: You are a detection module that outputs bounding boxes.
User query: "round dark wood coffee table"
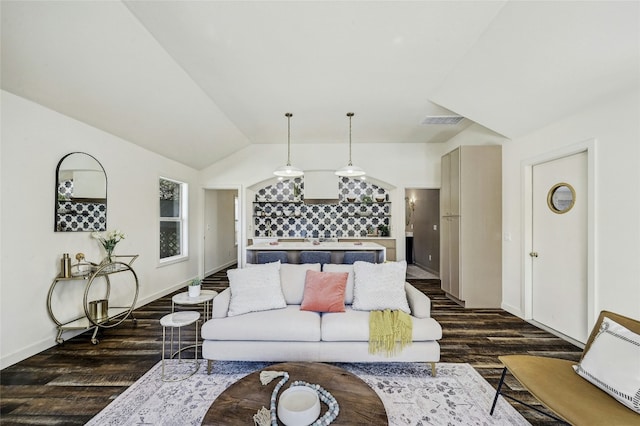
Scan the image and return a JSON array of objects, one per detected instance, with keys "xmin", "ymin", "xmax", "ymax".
[{"xmin": 202, "ymin": 362, "xmax": 388, "ymax": 425}]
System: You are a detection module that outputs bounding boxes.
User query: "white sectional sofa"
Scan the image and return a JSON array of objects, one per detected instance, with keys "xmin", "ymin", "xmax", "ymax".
[{"xmin": 201, "ymin": 262, "xmax": 443, "ymax": 374}]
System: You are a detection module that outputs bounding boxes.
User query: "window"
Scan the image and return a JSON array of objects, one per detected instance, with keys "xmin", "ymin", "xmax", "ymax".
[{"xmin": 159, "ymin": 177, "xmax": 188, "ymax": 262}]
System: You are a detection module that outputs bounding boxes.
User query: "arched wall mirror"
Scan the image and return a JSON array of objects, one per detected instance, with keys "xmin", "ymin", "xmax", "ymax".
[{"xmin": 55, "ymin": 152, "xmax": 107, "ymax": 232}]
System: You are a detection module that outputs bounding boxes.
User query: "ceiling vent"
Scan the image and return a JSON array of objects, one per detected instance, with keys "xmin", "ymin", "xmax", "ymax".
[{"xmin": 420, "ymin": 115, "xmax": 465, "ymax": 125}]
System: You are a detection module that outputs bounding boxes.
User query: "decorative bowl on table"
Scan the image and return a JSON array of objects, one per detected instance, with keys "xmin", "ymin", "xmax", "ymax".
[
  {"xmin": 71, "ymin": 262, "xmax": 93, "ymax": 277},
  {"xmin": 375, "ymin": 196, "xmax": 385, "ymax": 202},
  {"xmin": 278, "ymin": 386, "xmax": 321, "ymax": 426}
]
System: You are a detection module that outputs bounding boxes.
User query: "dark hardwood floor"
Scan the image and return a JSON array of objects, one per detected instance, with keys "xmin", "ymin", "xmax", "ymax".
[{"xmin": 0, "ymin": 267, "xmax": 581, "ymax": 425}]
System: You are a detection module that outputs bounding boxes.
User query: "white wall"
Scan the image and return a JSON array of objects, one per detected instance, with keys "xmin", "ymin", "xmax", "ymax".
[
  {"xmin": 0, "ymin": 91, "xmax": 201, "ymax": 368},
  {"xmin": 446, "ymin": 89, "xmax": 640, "ymax": 322}
]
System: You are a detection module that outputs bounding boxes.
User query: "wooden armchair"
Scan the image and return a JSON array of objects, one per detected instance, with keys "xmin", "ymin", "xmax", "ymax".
[{"xmin": 491, "ymin": 310, "xmax": 640, "ymax": 425}]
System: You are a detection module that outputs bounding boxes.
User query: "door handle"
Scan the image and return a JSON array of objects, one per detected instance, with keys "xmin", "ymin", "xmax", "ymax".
[{"xmin": 529, "ymin": 252, "xmax": 539, "ymax": 258}]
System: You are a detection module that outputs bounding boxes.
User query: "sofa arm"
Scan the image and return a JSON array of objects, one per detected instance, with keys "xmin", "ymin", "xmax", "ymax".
[
  {"xmin": 212, "ymin": 288, "xmax": 231, "ymax": 318},
  {"xmin": 405, "ymin": 282, "xmax": 431, "ymax": 318}
]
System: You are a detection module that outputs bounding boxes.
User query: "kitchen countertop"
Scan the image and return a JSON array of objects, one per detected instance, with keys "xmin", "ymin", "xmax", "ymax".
[{"xmin": 246, "ymin": 241, "xmax": 385, "ymax": 250}]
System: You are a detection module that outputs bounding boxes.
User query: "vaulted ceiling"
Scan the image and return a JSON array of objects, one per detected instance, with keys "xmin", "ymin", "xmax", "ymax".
[{"xmin": 2, "ymin": 1, "xmax": 638, "ymax": 169}]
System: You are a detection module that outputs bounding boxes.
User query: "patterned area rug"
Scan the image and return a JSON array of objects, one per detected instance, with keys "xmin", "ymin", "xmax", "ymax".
[{"xmin": 87, "ymin": 360, "xmax": 529, "ymax": 425}]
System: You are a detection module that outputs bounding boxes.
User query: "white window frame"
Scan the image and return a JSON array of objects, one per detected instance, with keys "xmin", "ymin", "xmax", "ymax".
[{"xmin": 159, "ymin": 176, "xmax": 188, "ymax": 265}]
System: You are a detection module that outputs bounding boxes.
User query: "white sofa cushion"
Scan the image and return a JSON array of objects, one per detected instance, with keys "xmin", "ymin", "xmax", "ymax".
[
  {"xmin": 212, "ymin": 288, "xmax": 231, "ymax": 318},
  {"xmin": 352, "ymin": 261, "xmax": 410, "ymax": 313},
  {"xmin": 321, "ymin": 307, "xmax": 442, "ymax": 342},
  {"xmin": 322, "ymin": 264, "xmax": 355, "ymax": 304},
  {"xmin": 280, "ymin": 263, "xmax": 321, "ymax": 304},
  {"xmin": 405, "ymin": 283, "xmax": 431, "ymax": 318},
  {"xmin": 202, "ymin": 305, "xmax": 321, "ymax": 342},
  {"xmin": 227, "ymin": 262, "xmax": 286, "ymax": 316}
]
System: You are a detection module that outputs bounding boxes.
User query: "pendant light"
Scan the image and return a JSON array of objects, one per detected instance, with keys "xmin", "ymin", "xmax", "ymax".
[
  {"xmin": 335, "ymin": 112, "xmax": 366, "ymax": 177},
  {"xmin": 274, "ymin": 112, "xmax": 304, "ymax": 177}
]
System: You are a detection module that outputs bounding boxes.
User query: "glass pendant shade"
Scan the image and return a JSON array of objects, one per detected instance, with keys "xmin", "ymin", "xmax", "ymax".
[
  {"xmin": 335, "ymin": 163, "xmax": 366, "ymax": 177},
  {"xmin": 335, "ymin": 112, "xmax": 365, "ymax": 177},
  {"xmin": 274, "ymin": 112, "xmax": 303, "ymax": 177},
  {"xmin": 274, "ymin": 164, "xmax": 304, "ymax": 177}
]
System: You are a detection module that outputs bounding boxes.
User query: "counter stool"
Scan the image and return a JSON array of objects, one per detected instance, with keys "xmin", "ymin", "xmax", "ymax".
[
  {"xmin": 300, "ymin": 251, "xmax": 332, "ymax": 265},
  {"xmin": 343, "ymin": 251, "xmax": 376, "ymax": 264},
  {"xmin": 160, "ymin": 311, "xmax": 200, "ymax": 382},
  {"xmin": 256, "ymin": 251, "xmax": 289, "ymax": 264}
]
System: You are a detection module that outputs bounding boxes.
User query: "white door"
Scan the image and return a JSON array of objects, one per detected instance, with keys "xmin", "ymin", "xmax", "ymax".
[{"xmin": 531, "ymin": 151, "xmax": 588, "ymax": 343}]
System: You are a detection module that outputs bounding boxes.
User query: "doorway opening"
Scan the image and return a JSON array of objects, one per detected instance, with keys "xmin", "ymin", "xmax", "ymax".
[
  {"xmin": 204, "ymin": 188, "xmax": 239, "ymax": 277},
  {"xmin": 405, "ymin": 188, "xmax": 440, "ymax": 279}
]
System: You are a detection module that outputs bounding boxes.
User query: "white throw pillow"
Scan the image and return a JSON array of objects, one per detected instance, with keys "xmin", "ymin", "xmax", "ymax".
[
  {"xmin": 573, "ymin": 316, "xmax": 640, "ymax": 414},
  {"xmin": 279, "ymin": 263, "xmax": 321, "ymax": 304},
  {"xmin": 322, "ymin": 264, "xmax": 355, "ymax": 304},
  {"xmin": 227, "ymin": 262, "xmax": 286, "ymax": 317},
  {"xmin": 352, "ymin": 260, "xmax": 410, "ymax": 313}
]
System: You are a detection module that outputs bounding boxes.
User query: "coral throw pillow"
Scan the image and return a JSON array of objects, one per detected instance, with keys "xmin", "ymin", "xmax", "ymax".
[{"xmin": 300, "ymin": 270, "xmax": 348, "ymax": 313}]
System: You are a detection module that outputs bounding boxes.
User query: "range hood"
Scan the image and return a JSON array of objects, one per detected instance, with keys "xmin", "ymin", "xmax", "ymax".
[{"xmin": 303, "ymin": 171, "xmax": 339, "ymax": 204}]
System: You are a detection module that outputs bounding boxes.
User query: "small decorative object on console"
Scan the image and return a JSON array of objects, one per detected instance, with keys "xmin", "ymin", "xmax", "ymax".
[
  {"xmin": 60, "ymin": 253, "xmax": 72, "ymax": 278},
  {"xmin": 71, "ymin": 252, "xmax": 92, "ymax": 277},
  {"xmin": 91, "ymin": 229, "xmax": 126, "ymax": 265}
]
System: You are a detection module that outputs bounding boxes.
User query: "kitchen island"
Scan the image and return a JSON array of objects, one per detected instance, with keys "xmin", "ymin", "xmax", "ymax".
[{"xmin": 245, "ymin": 241, "xmax": 386, "ymax": 264}]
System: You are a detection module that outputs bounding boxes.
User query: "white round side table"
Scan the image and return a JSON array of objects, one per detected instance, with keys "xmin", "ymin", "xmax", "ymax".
[
  {"xmin": 172, "ymin": 290, "xmax": 217, "ymax": 320},
  {"xmin": 160, "ymin": 310, "xmax": 200, "ymax": 382}
]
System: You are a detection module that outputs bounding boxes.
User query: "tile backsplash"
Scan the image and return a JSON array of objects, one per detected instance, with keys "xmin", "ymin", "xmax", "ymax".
[{"xmin": 253, "ymin": 177, "xmax": 391, "ymax": 238}]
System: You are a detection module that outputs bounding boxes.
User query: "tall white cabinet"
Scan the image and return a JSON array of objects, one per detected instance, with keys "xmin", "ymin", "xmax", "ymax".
[{"xmin": 440, "ymin": 145, "xmax": 502, "ymax": 308}]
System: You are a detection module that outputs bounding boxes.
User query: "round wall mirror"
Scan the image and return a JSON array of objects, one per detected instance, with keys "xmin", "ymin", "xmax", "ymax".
[
  {"xmin": 55, "ymin": 152, "xmax": 107, "ymax": 232},
  {"xmin": 547, "ymin": 183, "xmax": 575, "ymax": 214}
]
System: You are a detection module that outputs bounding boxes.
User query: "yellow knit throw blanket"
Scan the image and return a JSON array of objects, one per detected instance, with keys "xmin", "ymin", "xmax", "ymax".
[{"xmin": 369, "ymin": 309, "xmax": 413, "ymax": 356}]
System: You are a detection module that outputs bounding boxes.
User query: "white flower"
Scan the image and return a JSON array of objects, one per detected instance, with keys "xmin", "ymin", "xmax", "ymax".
[{"xmin": 91, "ymin": 229, "xmax": 126, "ymax": 253}]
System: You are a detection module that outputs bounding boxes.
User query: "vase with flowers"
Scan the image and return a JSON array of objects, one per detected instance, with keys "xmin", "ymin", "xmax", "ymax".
[{"xmin": 91, "ymin": 229, "xmax": 126, "ymax": 268}]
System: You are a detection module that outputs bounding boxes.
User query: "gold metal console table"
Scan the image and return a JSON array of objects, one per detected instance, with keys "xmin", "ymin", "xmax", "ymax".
[{"xmin": 47, "ymin": 255, "xmax": 139, "ymax": 345}]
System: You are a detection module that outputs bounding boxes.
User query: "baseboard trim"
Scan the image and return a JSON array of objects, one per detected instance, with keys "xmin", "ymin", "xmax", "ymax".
[
  {"xmin": 413, "ymin": 262, "xmax": 439, "ymax": 276},
  {"xmin": 205, "ymin": 260, "xmax": 237, "ymax": 277},
  {"xmin": 444, "ymin": 292, "xmax": 465, "ymax": 307},
  {"xmin": 501, "ymin": 302, "xmax": 524, "ymax": 319},
  {"xmin": 528, "ymin": 319, "xmax": 585, "ymax": 349},
  {"xmin": 1, "ymin": 336, "xmax": 64, "ymax": 370},
  {"xmin": 1, "ymin": 279, "xmax": 194, "ymax": 370},
  {"xmin": 136, "ymin": 280, "xmax": 191, "ymax": 309}
]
